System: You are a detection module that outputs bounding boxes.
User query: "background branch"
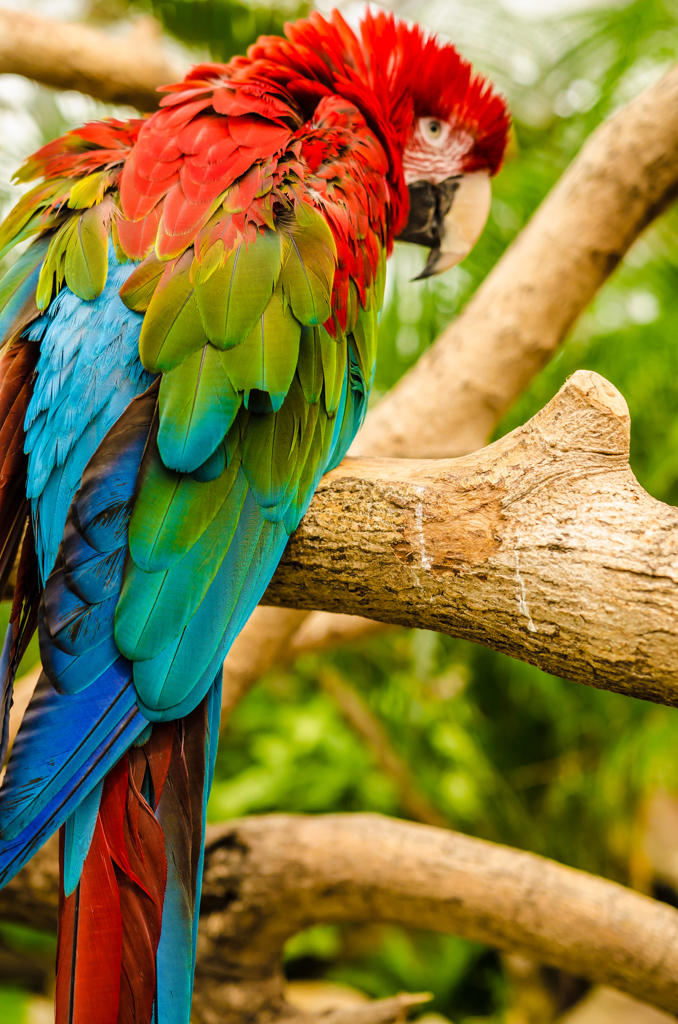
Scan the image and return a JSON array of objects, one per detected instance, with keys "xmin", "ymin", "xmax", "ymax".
[
  {"xmin": 0, "ymin": 10, "xmax": 183, "ymax": 110},
  {"xmin": 193, "ymin": 814, "xmax": 678, "ymax": 1022}
]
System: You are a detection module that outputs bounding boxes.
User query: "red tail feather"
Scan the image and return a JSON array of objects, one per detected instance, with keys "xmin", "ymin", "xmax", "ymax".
[
  {"xmin": 55, "ymin": 726, "xmax": 175, "ymax": 1024},
  {"xmin": 56, "ymin": 818, "xmax": 123, "ymax": 1024}
]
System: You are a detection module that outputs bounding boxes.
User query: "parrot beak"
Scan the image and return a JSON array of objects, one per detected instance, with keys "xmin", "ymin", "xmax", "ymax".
[{"xmin": 399, "ymin": 171, "xmax": 492, "ymax": 279}]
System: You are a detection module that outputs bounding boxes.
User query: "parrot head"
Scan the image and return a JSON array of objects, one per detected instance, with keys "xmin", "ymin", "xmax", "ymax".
[
  {"xmin": 161, "ymin": 7, "xmax": 510, "ymax": 284},
  {"xmin": 358, "ymin": 13, "xmax": 511, "ymax": 278},
  {"xmin": 262, "ymin": 8, "xmax": 511, "ymax": 278}
]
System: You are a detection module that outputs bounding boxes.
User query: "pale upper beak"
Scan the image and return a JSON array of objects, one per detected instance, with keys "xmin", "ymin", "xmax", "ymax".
[{"xmin": 397, "ymin": 170, "xmax": 492, "ymax": 279}]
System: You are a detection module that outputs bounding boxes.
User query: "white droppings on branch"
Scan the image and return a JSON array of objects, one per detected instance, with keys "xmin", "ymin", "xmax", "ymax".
[
  {"xmin": 514, "ymin": 535, "xmax": 538, "ymax": 634},
  {"xmin": 413, "ymin": 486, "xmax": 432, "ymax": 573}
]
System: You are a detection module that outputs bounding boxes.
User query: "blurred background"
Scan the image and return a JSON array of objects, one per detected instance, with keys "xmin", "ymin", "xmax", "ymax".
[{"xmin": 1, "ymin": 0, "xmax": 678, "ymax": 1021}]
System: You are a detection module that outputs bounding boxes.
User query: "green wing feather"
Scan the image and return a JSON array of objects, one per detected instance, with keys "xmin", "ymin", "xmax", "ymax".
[
  {"xmin": 118, "ymin": 255, "xmax": 166, "ymax": 313},
  {"xmin": 280, "ymin": 203, "xmax": 337, "ymax": 326},
  {"xmin": 240, "ymin": 375, "xmax": 307, "ymax": 512},
  {"xmin": 114, "ymin": 196, "xmax": 376, "ymax": 718},
  {"xmin": 297, "ymin": 324, "xmax": 324, "ymax": 405},
  {"xmin": 219, "ymin": 287, "xmax": 300, "ymax": 409},
  {"xmin": 129, "ymin": 434, "xmax": 244, "ymax": 574},
  {"xmin": 64, "ymin": 203, "xmax": 109, "ymax": 301},
  {"xmin": 195, "ymin": 230, "xmax": 283, "ymax": 349},
  {"xmin": 139, "ymin": 254, "xmax": 209, "ymax": 372},
  {"xmin": 158, "ymin": 343, "xmax": 241, "ymax": 472}
]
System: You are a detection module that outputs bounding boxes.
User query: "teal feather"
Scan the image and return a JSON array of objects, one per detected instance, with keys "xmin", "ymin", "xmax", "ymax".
[
  {"xmin": 128, "ymin": 443, "xmax": 243, "ymax": 574},
  {"xmin": 115, "ymin": 468, "xmax": 249, "ymax": 662},
  {"xmin": 131, "ymin": 485, "xmax": 269, "ymax": 717},
  {"xmin": 190, "ymin": 442, "xmax": 226, "ymax": 482},
  {"xmin": 63, "ymin": 779, "xmax": 104, "ymax": 896},
  {"xmin": 240, "ymin": 376, "xmax": 307, "ymax": 510}
]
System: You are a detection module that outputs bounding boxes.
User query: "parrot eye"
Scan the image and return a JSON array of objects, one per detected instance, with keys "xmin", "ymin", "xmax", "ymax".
[{"xmin": 420, "ymin": 117, "xmax": 447, "ymax": 147}]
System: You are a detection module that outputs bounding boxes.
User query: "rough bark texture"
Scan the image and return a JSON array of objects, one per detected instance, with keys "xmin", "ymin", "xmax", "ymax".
[
  {"xmin": 263, "ymin": 370, "xmax": 678, "ymax": 708},
  {"xmin": 0, "ymin": 10, "xmax": 182, "ymax": 110},
  {"xmin": 4, "ymin": 816, "xmax": 678, "ymax": 1022},
  {"xmin": 194, "ymin": 814, "xmax": 678, "ymax": 1022}
]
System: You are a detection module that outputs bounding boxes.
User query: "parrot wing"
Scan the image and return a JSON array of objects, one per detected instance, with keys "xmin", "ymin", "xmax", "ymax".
[{"xmin": 0, "ymin": 79, "xmax": 388, "ymax": 1024}]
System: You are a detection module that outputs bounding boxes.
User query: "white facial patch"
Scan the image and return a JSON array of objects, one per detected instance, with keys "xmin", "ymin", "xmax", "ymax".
[{"xmin": 402, "ymin": 118, "xmax": 475, "ymax": 185}]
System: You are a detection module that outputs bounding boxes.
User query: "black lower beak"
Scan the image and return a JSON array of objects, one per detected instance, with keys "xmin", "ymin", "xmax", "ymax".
[{"xmin": 397, "ymin": 177, "xmax": 461, "ymax": 275}]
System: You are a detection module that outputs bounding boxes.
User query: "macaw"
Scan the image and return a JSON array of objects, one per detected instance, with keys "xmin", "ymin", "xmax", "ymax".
[{"xmin": 0, "ymin": 9, "xmax": 508, "ymax": 1024}]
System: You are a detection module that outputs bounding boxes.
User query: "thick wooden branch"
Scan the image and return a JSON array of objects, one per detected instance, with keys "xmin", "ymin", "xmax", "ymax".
[
  {"xmin": 264, "ymin": 370, "xmax": 678, "ymax": 708},
  {"xmin": 5, "ymin": 815, "xmax": 678, "ymax": 1021},
  {"xmin": 0, "ymin": 10, "xmax": 182, "ymax": 110},
  {"xmin": 195, "ymin": 814, "xmax": 678, "ymax": 1021}
]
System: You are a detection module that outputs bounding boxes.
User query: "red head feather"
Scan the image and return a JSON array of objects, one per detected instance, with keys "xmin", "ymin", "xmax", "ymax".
[
  {"xmin": 246, "ymin": 8, "xmax": 510, "ymax": 235},
  {"xmin": 6, "ymin": 8, "xmax": 508, "ymax": 295}
]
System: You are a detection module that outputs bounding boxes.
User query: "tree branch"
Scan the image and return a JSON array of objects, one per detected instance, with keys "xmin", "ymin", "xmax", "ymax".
[
  {"xmin": 194, "ymin": 813, "xmax": 678, "ymax": 1021},
  {"xmin": 0, "ymin": 10, "xmax": 183, "ymax": 110},
  {"xmin": 264, "ymin": 370, "xmax": 678, "ymax": 708},
  {"xmin": 5, "ymin": 815, "xmax": 678, "ymax": 1021}
]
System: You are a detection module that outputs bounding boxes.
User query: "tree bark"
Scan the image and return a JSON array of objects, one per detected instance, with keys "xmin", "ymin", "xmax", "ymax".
[
  {"xmin": 263, "ymin": 370, "xmax": 678, "ymax": 708},
  {"xmin": 0, "ymin": 10, "xmax": 183, "ymax": 110},
  {"xmin": 192, "ymin": 814, "xmax": 678, "ymax": 1022}
]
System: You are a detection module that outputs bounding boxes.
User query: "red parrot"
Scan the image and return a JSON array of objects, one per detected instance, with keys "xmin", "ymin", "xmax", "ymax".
[{"xmin": 0, "ymin": 9, "xmax": 509, "ymax": 1024}]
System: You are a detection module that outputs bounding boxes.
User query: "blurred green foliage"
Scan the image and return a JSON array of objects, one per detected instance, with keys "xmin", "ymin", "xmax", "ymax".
[
  {"xmin": 131, "ymin": 0, "xmax": 309, "ymax": 63},
  {"xmin": 2, "ymin": 0, "xmax": 678, "ymax": 1020}
]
